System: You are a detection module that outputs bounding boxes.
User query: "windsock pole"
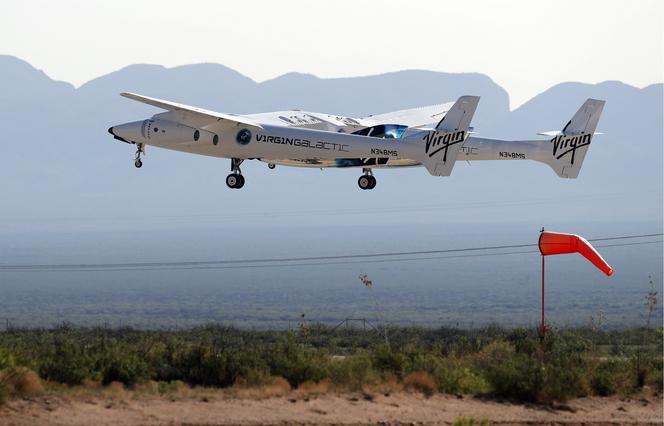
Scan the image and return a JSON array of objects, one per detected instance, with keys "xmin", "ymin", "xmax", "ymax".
[{"xmin": 541, "ymin": 254, "xmax": 546, "ymax": 338}]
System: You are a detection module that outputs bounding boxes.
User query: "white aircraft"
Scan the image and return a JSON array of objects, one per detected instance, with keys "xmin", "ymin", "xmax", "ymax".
[{"xmin": 108, "ymin": 93, "xmax": 604, "ymax": 190}]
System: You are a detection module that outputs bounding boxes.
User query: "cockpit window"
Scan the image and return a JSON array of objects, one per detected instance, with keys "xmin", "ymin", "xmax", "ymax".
[{"xmin": 352, "ymin": 124, "xmax": 407, "ymax": 139}]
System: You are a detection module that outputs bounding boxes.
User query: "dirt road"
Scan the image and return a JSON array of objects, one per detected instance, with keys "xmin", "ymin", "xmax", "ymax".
[{"xmin": 1, "ymin": 392, "xmax": 662, "ymax": 425}]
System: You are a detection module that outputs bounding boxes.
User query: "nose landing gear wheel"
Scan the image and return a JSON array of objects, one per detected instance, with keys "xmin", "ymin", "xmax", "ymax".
[
  {"xmin": 133, "ymin": 143, "xmax": 145, "ymax": 169},
  {"xmin": 358, "ymin": 175, "xmax": 376, "ymax": 190},
  {"xmin": 226, "ymin": 173, "xmax": 245, "ymax": 189}
]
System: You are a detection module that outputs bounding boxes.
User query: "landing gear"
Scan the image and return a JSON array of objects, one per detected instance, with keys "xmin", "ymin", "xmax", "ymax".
[
  {"xmin": 267, "ymin": 163, "xmax": 276, "ymax": 170},
  {"xmin": 358, "ymin": 168, "xmax": 376, "ymax": 190},
  {"xmin": 226, "ymin": 173, "xmax": 245, "ymax": 189},
  {"xmin": 226, "ymin": 158, "xmax": 245, "ymax": 189},
  {"xmin": 134, "ymin": 143, "xmax": 145, "ymax": 169}
]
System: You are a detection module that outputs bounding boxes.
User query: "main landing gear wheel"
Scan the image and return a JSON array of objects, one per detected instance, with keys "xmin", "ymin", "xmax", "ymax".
[
  {"xmin": 268, "ymin": 163, "xmax": 276, "ymax": 170},
  {"xmin": 358, "ymin": 168, "xmax": 376, "ymax": 190},
  {"xmin": 134, "ymin": 159, "xmax": 143, "ymax": 168},
  {"xmin": 358, "ymin": 175, "xmax": 376, "ymax": 190},
  {"xmin": 227, "ymin": 158, "xmax": 246, "ymax": 189},
  {"xmin": 226, "ymin": 173, "xmax": 245, "ymax": 189}
]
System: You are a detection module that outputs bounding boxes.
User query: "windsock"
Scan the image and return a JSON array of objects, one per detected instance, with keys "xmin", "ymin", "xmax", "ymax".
[{"xmin": 538, "ymin": 231, "xmax": 613, "ymax": 276}]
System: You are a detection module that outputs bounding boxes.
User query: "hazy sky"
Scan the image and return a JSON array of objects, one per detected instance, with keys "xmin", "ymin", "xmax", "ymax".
[{"xmin": 1, "ymin": 0, "xmax": 662, "ymax": 108}]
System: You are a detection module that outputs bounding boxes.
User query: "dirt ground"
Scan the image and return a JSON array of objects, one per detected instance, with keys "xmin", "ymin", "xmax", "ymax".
[{"xmin": 1, "ymin": 391, "xmax": 662, "ymax": 425}]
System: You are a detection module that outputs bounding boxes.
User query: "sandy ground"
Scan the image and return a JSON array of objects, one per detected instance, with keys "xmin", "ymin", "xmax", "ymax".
[{"xmin": 1, "ymin": 392, "xmax": 662, "ymax": 425}]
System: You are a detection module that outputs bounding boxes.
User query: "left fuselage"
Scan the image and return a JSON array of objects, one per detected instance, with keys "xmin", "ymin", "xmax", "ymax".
[{"xmin": 110, "ymin": 113, "xmax": 551, "ymax": 170}]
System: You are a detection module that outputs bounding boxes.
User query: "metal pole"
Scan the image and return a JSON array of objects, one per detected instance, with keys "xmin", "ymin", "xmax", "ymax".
[{"xmin": 541, "ymin": 255, "xmax": 546, "ymax": 338}]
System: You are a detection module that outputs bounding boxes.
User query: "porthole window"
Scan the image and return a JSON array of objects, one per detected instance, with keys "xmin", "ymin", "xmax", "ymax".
[
  {"xmin": 154, "ymin": 127, "xmax": 158, "ymax": 132},
  {"xmin": 194, "ymin": 130, "xmax": 200, "ymax": 141},
  {"xmin": 213, "ymin": 134, "xmax": 219, "ymax": 145}
]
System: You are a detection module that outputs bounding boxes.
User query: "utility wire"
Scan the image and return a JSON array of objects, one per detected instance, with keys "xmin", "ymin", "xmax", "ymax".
[{"xmin": 0, "ymin": 233, "xmax": 660, "ymax": 272}]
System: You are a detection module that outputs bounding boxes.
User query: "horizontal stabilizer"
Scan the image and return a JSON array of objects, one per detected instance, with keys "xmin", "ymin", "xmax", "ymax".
[{"xmin": 537, "ymin": 130, "xmax": 603, "ymax": 136}]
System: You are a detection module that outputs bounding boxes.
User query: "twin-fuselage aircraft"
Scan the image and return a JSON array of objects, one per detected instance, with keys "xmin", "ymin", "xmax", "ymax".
[{"xmin": 108, "ymin": 93, "xmax": 605, "ymax": 190}]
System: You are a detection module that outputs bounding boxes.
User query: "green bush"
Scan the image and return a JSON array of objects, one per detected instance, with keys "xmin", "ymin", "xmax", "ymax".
[
  {"xmin": 101, "ymin": 351, "xmax": 151, "ymax": 386},
  {"xmin": 477, "ymin": 342, "xmax": 541, "ymax": 401},
  {"xmin": 591, "ymin": 360, "xmax": 626, "ymax": 396},
  {"xmin": 371, "ymin": 345, "xmax": 406, "ymax": 377},
  {"xmin": 477, "ymin": 335, "xmax": 593, "ymax": 403},
  {"xmin": 405, "ymin": 352, "xmax": 488, "ymax": 394},
  {"xmin": 0, "ymin": 324, "xmax": 659, "ymax": 403},
  {"xmin": 172, "ymin": 344, "xmax": 270, "ymax": 387},
  {"xmin": 329, "ymin": 353, "xmax": 376, "ymax": 390},
  {"xmin": 0, "ymin": 348, "xmax": 15, "ymax": 370},
  {"xmin": 265, "ymin": 336, "xmax": 328, "ymax": 387},
  {"xmin": 38, "ymin": 339, "xmax": 96, "ymax": 385}
]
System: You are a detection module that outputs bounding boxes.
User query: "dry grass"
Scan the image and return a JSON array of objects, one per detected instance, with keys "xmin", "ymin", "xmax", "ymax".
[
  {"xmin": 133, "ymin": 380, "xmax": 160, "ymax": 395},
  {"xmin": 366, "ymin": 372, "xmax": 403, "ymax": 395},
  {"xmin": 0, "ymin": 367, "xmax": 44, "ymax": 398},
  {"xmin": 81, "ymin": 378, "xmax": 101, "ymax": 390},
  {"xmin": 403, "ymin": 372, "xmax": 436, "ymax": 397},
  {"xmin": 231, "ymin": 376, "xmax": 291, "ymax": 399},
  {"xmin": 296, "ymin": 378, "xmax": 331, "ymax": 396}
]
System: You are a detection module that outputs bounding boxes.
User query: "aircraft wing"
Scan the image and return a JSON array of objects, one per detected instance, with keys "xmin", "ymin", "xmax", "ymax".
[
  {"xmin": 361, "ymin": 102, "xmax": 454, "ymax": 128},
  {"xmin": 120, "ymin": 92, "xmax": 263, "ymax": 129}
]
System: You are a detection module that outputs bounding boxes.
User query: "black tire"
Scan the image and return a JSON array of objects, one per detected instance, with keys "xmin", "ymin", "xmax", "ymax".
[
  {"xmin": 358, "ymin": 175, "xmax": 371, "ymax": 190},
  {"xmin": 235, "ymin": 174, "xmax": 245, "ymax": 189},
  {"xmin": 134, "ymin": 159, "xmax": 142, "ymax": 168},
  {"xmin": 268, "ymin": 163, "xmax": 276, "ymax": 170},
  {"xmin": 226, "ymin": 173, "xmax": 239, "ymax": 188},
  {"xmin": 368, "ymin": 176, "xmax": 377, "ymax": 189}
]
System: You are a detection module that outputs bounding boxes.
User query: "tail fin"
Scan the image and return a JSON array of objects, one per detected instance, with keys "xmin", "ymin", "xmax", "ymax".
[
  {"xmin": 421, "ymin": 95, "xmax": 480, "ymax": 176},
  {"xmin": 543, "ymin": 98, "xmax": 605, "ymax": 178}
]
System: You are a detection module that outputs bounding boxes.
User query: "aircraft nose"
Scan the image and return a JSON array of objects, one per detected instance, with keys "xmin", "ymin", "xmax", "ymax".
[
  {"xmin": 108, "ymin": 124, "xmax": 132, "ymax": 144},
  {"xmin": 108, "ymin": 121, "xmax": 145, "ymax": 144}
]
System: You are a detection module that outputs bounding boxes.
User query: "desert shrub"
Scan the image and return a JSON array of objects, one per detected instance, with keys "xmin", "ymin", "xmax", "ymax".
[
  {"xmin": 590, "ymin": 359, "xmax": 634, "ymax": 396},
  {"xmin": 266, "ymin": 337, "xmax": 329, "ymax": 387},
  {"xmin": 476, "ymin": 342, "xmax": 541, "ymax": 401},
  {"xmin": 477, "ymin": 335, "xmax": 593, "ymax": 403},
  {"xmin": 403, "ymin": 371, "xmax": 436, "ymax": 397},
  {"xmin": 405, "ymin": 352, "xmax": 487, "ymax": 394},
  {"xmin": 433, "ymin": 359, "xmax": 488, "ymax": 395},
  {"xmin": 0, "ymin": 367, "xmax": 44, "ymax": 398},
  {"xmin": 0, "ymin": 348, "xmax": 15, "ymax": 370},
  {"xmin": 371, "ymin": 345, "xmax": 406, "ymax": 377},
  {"xmin": 173, "ymin": 344, "xmax": 270, "ymax": 387},
  {"xmin": 328, "ymin": 353, "xmax": 376, "ymax": 391},
  {"xmin": 647, "ymin": 356, "xmax": 663, "ymax": 391},
  {"xmin": 38, "ymin": 338, "xmax": 96, "ymax": 385},
  {"xmin": 0, "ymin": 324, "xmax": 659, "ymax": 401},
  {"xmin": 101, "ymin": 351, "xmax": 151, "ymax": 386}
]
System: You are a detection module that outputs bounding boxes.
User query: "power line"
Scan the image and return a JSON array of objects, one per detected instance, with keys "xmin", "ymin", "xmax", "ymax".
[{"xmin": 0, "ymin": 232, "xmax": 660, "ymax": 272}]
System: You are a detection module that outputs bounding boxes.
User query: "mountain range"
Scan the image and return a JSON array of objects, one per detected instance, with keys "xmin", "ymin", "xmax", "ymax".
[{"xmin": 0, "ymin": 55, "xmax": 661, "ymax": 328}]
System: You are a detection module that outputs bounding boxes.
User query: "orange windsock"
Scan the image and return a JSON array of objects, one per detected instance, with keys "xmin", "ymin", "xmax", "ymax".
[{"xmin": 538, "ymin": 231, "xmax": 613, "ymax": 276}]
